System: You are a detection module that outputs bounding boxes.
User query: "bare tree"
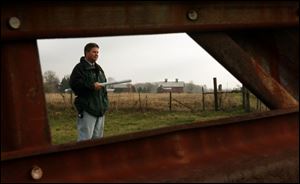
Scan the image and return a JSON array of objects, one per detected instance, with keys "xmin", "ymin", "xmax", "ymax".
[{"xmin": 43, "ymin": 70, "xmax": 60, "ymax": 93}]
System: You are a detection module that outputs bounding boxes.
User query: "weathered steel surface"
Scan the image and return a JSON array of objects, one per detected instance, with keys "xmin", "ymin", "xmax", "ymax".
[
  {"xmin": 1, "ymin": 1, "xmax": 299, "ymax": 182},
  {"xmin": 1, "ymin": 1, "xmax": 298, "ymax": 40},
  {"xmin": 1, "ymin": 108, "xmax": 298, "ymax": 182},
  {"xmin": 1, "ymin": 41, "xmax": 52, "ymax": 152},
  {"xmin": 228, "ymin": 30, "xmax": 299, "ymax": 101},
  {"xmin": 188, "ymin": 31, "xmax": 299, "ymax": 109}
]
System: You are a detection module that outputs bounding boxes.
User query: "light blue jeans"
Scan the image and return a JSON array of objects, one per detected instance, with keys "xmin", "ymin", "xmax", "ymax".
[{"xmin": 77, "ymin": 111, "xmax": 105, "ymax": 141}]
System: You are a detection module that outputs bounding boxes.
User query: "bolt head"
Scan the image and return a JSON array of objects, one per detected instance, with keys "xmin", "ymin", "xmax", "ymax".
[
  {"xmin": 31, "ymin": 166, "xmax": 43, "ymax": 180},
  {"xmin": 8, "ymin": 17, "xmax": 21, "ymax": 29},
  {"xmin": 187, "ymin": 10, "xmax": 198, "ymax": 21}
]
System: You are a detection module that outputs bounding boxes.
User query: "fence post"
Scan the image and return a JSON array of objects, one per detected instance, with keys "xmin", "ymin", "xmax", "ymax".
[
  {"xmin": 213, "ymin": 77, "xmax": 218, "ymax": 111},
  {"xmin": 169, "ymin": 91, "xmax": 172, "ymax": 111},
  {"xmin": 242, "ymin": 85, "xmax": 250, "ymax": 112},
  {"xmin": 138, "ymin": 91, "xmax": 142, "ymax": 111},
  {"xmin": 218, "ymin": 84, "xmax": 222, "ymax": 110},
  {"xmin": 202, "ymin": 86, "xmax": 205, "ymax": 111},
  {"xmin": 245, "ymin": 88, "xmax": 250, "ymax": 112}
]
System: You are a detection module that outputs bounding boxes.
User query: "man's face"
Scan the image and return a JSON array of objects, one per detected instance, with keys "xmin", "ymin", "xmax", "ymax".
[{"xmin": 85, "ymin": 47, "xmax": 99, "ymax": 63}]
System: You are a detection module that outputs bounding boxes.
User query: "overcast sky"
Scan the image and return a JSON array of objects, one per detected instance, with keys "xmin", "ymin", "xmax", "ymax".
[{"xmin": 37, "ymin": 33, "xmax": 241, "ymax": 89}]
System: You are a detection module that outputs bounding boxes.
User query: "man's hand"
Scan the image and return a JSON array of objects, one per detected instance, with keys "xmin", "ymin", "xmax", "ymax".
[{"xmin": 94, "ymin": 82, "xmax": 103, "ymax": 90}]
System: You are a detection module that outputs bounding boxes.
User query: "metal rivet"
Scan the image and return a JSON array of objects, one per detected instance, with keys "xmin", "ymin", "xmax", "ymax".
[
  {"xmin": 31, "ymin": 165, "xmax": 43, "ymax": 180},
  {"xmin": 8, "ymin": 17, "xmax": 21, "ymax": 29},
  {"xmin": 187, "ymin": 10, "xmax": 198, "ymax": 21}
]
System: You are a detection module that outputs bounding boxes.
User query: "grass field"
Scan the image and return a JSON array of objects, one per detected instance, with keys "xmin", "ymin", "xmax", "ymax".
[{"xmin": 46, "ymin": 92, "xmax": 268, "ymax": 145}]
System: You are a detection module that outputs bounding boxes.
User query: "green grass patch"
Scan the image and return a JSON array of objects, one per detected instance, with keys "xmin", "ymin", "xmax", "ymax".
[{"xmin": 47, "ymin": 106, "xmax": 249, "ymax": 145}]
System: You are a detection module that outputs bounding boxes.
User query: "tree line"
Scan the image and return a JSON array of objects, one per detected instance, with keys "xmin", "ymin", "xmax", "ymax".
[
  {"xmin": 43, "ymin": 71, "xmax": 70, "ymax": 93},
  {"xmin": 43, "ymin": 70, "xmax": 239, "ymax": 93}
]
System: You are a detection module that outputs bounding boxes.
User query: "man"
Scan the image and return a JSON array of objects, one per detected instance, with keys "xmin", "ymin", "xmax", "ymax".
[{"xmin": 70, "ymin": 43, "xmax": 109, "ymax": 141}]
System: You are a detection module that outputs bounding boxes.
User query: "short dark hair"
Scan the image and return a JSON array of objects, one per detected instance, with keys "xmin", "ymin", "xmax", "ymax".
[{"xmin": 84, "ymin": 43, "xmax": 99, "ymax": 56}]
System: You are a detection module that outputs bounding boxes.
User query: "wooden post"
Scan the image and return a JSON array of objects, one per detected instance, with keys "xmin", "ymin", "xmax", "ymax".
[
  {"xmin": 202, "ymin": 86, "xmax": 205, "ymax": 111},
  {"xmin": 218, "ymin": 84, "xmax": 222, "ymax": 91},
  {"xmin": 242, "ymin": 85, "xmax": 245, "ymax": 109},
  {"xmin": 213, "ymin": 77, "xmax": 218, "ymax": 111},
  {"xmin": 242, "ymin": 86, "xmax": 250, "ymax": 112},
  {"xmin": 169, "ymin": 91, "xmax": 172, "ymax": 111},
  {"xmin": 218, "ymin": 84, "xmax": 222, "ymax": 110},
  {"xmin": 138, "ymin": 91, "xmax": 142, "ymax": 111},
  {"xmin": 245, "ymin": 88, "xmax": 250, "ymax": 112}
]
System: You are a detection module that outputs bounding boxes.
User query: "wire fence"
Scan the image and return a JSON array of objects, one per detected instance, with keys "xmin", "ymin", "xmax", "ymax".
[{"xmin": 45, "ymin": 90, "xmax": 269, "ymax": 113}]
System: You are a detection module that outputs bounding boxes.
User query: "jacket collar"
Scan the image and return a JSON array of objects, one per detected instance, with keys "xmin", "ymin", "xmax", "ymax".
[
  {"xmin": 80, "ymin": 56, "xmax": 100, "ymax": 70},
  {"xmin": 85, "ymin": 59, "xmax": 94, "ymax": 66}
]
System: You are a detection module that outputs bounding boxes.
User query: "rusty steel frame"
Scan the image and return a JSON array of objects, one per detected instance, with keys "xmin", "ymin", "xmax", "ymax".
[
  {"xmin": 188, "ymin": 31, "xmax": 299, "ymax": 109},
  {"xmin": 2, "ymin": 109, "xmax": 299, "ymax": 182},
  {"xmin": 1, "ymin": 1, "xmax": 298, "ymax": 40},
  {"xmin": 1, "ymin": 1, "xmax": 299, "ymax": 182}
]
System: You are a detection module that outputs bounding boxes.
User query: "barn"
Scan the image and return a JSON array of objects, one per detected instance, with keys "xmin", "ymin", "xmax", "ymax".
[{"xmin": 157, "ymin": 78, "xmax": 185, "ymax": 93}]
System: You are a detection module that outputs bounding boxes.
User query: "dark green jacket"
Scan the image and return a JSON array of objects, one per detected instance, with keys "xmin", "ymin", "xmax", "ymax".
[{"xmin": 70, "ymin": 57, "xmax": 109, "ymax": 117}]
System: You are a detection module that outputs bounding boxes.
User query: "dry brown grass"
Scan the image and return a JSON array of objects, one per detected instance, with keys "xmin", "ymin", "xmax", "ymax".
[
  {"xmin": 46, "ymin": 93, "xmax": 74, "ymax": 108},
  {"xmin": 108, "ymin": 92, "xmax": 268, "ymax": 112},
  {"xmin": 45, "ymin": 92, "xmax": 268, "ymax": 112}
]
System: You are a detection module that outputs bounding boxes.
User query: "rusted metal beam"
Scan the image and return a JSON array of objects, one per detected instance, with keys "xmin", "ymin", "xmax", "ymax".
[
  {"xmin": 1, "ymin": 41, "xmax": 51, "ymax": 152},
  {"xmin": 1, "ymin": 108, "xmax": 298, "ymax": 182},
  {"xmin": 1, "ymin": 1, "xmax": 299, "ymax": 182},
  {"xmin": 1, "ymin": 1, "xmax": 299, "ymax": 40},
  {"xmin": 228, "ymin": 30, "xmax": 299, "ymax": 101},
  {"xmin": 188, "ymin": 32, "xmax": 299, "ymax": 109}
]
